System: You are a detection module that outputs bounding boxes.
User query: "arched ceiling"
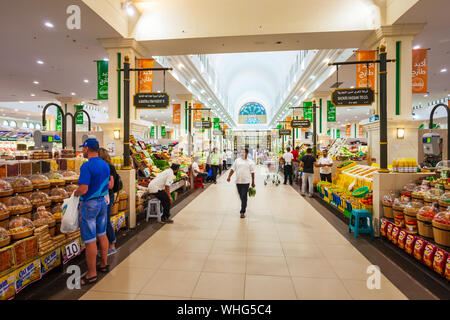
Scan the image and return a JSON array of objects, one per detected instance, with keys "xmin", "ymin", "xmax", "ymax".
[{"xmin": 208, "ymin": 51, "xmax": 299, "ymax": 122}]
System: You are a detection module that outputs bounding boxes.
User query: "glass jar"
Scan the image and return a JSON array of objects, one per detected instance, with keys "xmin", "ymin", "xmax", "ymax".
[
  {"xmin": 31, "ymin": 160, "xmax": 41, "ymax": 174},
  {"xmin": 40, "ymin": 160, "xmax": 51, "ymax": 174},
  {"xmin": 19, "ymin": 160, "xmax": 32, "ymax": 176},
  {"xmin": 49, "ymin": 188, "xmax": 68, "ymax": 202},
  {"xmin": 0, "ymin": 161, "xmax": 7, "ymax": 179},
  {"xmin": 30, "ymin": 191, "xmax": 51, "ymax": 208},
  {"xmin": 6, "ymin": 161, "xmax": 19, "ymax": 177}
]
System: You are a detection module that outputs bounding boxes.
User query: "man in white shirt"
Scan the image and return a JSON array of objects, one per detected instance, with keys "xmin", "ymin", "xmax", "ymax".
[
  {"xmin": 143, "ymin": 163, "xmax": 180, "ymax": 223},
  {"xmin": 227, "ymin": 149, "xmax": 255, "ymax": 218},
  {"xmin": 192, "ymin": 157, "xmax": 208, "ymax": 182},
  {"xmin": 317, "ymin": 149, "xmax": 333, "ymax": 183},
  {"xmin": 282, "ymin": 147, "xmax": 294, "ymax": 185}
]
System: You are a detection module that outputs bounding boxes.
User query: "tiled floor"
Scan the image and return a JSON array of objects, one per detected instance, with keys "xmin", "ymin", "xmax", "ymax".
[{"xmin": 80, "ymin": 167, "xmax": 408, "ymax": 300}]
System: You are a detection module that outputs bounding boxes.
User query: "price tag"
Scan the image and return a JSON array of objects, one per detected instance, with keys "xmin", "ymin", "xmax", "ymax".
[{"xmin": 63, "ymin": 239, "xmax": 81, "ymax": 264}]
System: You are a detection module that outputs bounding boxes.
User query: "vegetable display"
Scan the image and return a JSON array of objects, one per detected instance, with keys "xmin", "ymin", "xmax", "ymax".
[{"xmin": 248, "ymin": 187, "xmax": 256, "ymax": 197}]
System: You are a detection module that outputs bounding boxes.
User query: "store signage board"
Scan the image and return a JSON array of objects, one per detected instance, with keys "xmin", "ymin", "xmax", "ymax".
[
  {"xmin": 75, "ymin": 105, "xmax": 84, "ymax": 124},
  {"xmin": 303, "ymin": 101, "xmax": 313, "ymax": 121},
  {"xmin": 134, "ymin": 93, "xmax": 169, "ymax": 109},
  {"xmin": 150, "ymin": 126, "xmax": 155, "ymax": 137},
  {"xmin": 327, "ymin": 100, "xmax": 336, "ymax": 122},
  {"xmin": 194, "ymin": 120, "xmax": 212, "ymax": 129},
  {"xmin": 331, "ymin": 88, "xmax": 374, "ymax": 106},
  {"xmin": 291, "ymin": 119, "xmax": 310, "ymax": 128},
  {"xmin": 161, "ymin": 126, "xmax": 166, "ymax": 137},
  {"xmin": 96, "ymin": 60, "xmax": 108, "ymax": 100},
  {"xmin": 279, "ymin": 129, "xmax": 291, "ymax": 136}
]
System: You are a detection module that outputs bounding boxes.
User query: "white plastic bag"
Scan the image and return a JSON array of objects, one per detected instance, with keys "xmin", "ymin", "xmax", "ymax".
[{"xmin": 60, "ymin": 194, "xmax": 80, "ymax": 233}]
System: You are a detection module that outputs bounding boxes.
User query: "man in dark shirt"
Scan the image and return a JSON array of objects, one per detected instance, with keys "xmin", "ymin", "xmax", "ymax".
[{"xmin": 299, "ymin": 148, "xmax": 316, "ymax": 197}]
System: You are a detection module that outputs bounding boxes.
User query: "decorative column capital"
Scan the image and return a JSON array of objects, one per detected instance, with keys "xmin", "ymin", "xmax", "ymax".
[
  {"xmin": 364, "ymin": 23, "xmax": 426, "ymax": 48},
  {"xmin": 98, "ymin": 37, "xmax": 148, "ymax": 57},
  {"xmin": 56, "ymin": 97, "xmax": 84, "ymax": 105},
  {"xmin": 312, "ymin": 91, "xmax": 331, "ymax": 101}
]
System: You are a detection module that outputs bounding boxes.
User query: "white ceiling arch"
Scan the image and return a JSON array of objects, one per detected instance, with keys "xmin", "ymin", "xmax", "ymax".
[{"xmin": 209, "ymin": 51, "xmax": 299, "ymax": 123}]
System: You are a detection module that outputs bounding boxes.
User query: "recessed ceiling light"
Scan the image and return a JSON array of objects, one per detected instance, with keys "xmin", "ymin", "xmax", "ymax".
[
  {"xmin": 424, "ymin": 94, "xmax": 428, "ymax": 97},
  {"xmin": 350, "ymin": 86, "xmax": 355, "ymax": 88},
  {"xmin": 178, "ymin": 63, "xmax": 184, "ymax": 69},
  {"xmin": 440, "ymin": 68, "xmax": 447, "ymax": 73},
  {"xmin": 30, "ymin": 94, "xmax": 35, "ymax": 97},
  {"xmin": 310, "ymin": 76, "xmax": 315, "ymax": 80},
  {"xmin": 44, "ymin": 21, "xmax": 54, "ymax": 28},
  {"xmin": 103, "ymin": 58, "xmax": 109, "ymax": 61},
  {"xmin": 33, "ymin": 81, "xmax": 39, "ymax": 85},
  {"xmin": 413, "ymin": 45, "xmax": 420, "ymax": 50},
  {"xmin": 19, "ymin": 101, "xmax": 23, "ymax": 104},
  {"xmin": 191, "ymin": 79, "xmax": 197, "ymax": 84},
  {"xmin": 323, "ymin": 58, "xmax": 330, "ymax": 64},
  {"xmin": 83, "ymin": 79, "xmax": 89, "ymax": 83},
  {"xmin": 71, "ymin": 92, "xmax": 76, "ymax": 96},
  {"xmin": 36, "ymin": 60, "xmax": 44, "ymax": 65}
]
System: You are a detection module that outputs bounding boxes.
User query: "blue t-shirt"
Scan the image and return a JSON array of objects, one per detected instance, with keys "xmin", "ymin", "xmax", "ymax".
[{"xmin": 78, "ymin": 157, "xmax": 110, "ymax": 201}]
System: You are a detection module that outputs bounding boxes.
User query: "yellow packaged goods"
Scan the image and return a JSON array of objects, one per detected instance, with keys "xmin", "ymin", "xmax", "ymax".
[
  {"xmin": 0, "ymin": 271, "xmax": 16, "ymax": 300},
  {"xmin": 40, "ymin": 247, "xmax": 61, "ymax": 275},
  {"xmin": 15, "ymin": 259, "xmax": 41, "ymax": 293}
]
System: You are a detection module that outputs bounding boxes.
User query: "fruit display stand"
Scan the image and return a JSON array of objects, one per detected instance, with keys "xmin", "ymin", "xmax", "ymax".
[{"xmin": 334, "ymin": 164, "xmax": 378, "ymax": 192}]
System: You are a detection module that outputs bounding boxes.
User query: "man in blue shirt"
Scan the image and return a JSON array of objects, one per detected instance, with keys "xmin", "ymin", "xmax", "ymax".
[{"xmin": 74, "ymin": 138, "xmax": 111, "ymax": 286}]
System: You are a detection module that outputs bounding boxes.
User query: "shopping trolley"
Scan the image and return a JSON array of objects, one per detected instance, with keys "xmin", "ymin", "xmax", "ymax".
[{"xmin": 264, "ymin": 160, "xmax": 281, "ymax": 186}]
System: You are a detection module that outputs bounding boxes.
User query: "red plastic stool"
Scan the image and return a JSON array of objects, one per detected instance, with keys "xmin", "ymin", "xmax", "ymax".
[{"xmin": 194, "ymin": 176, "xmax": 204, "ymax": 189}]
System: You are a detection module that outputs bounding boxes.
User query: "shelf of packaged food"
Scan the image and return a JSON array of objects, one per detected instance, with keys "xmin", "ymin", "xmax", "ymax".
[{"xmin": 380, "ymin": 217, "xmax": 450, "ymax": 281}]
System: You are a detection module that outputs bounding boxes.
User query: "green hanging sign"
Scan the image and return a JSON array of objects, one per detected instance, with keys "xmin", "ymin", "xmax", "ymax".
[
  {"xmin": 277, "ymin": 124, "xmax": 282, "ymax": 130},
  {"xmin": 150, "ymin": 126, "xmax": 155, "ymax": 137},
  {"xmin": 75, "ymin": 105, "xmax": 84, "ymax": 125},
  {"xmin": 327, "ymin": 129, "xmax": 331, "ymax": 136},
  {"xmin": 56, "ymin": 109, "xmax": 62, "ymax": 131},
  {"xmin": 303, "ymin": 101, "xmax": 313, "ymax": 122},
  {"xmin": 97, "ymin": 61, "xmax": 109, "ymax": 100},
  {"xmin": 161, "ymin": 126, "xmax": 166, "ymax": 137},
  {"xmin": 336, "ymin": 129, "xmax": 341, "ymax": 138},
  {"xmin": 327, "ymin": 100, "xmax": 336, "ymax": 122},
  {"xmin": 213, "ymin": 118, "xmax": 220, "ymax": 130}
]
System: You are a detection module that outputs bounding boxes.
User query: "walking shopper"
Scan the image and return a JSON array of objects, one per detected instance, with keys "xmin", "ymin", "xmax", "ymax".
[
  {"xmin": 222, "ymin": 149, "xmax": 228, "ymax": 171},
  {"xmin": 74, "ymin": 138, "xmax": 111, "ymax": 285},
  {"xmin": 210, "ymin": 148, "xmax": 220, "ymax": 183},
  {"xmin": 144, "ymin": 163, "xmax": 180, "ymax": 223},
  {"xmin": 192, "ymin": 157, "xmax": 208, "ymax": 182},
  {"xmin": 283, "ymin": 147, "xmax": 294, "ymax": 185},
  {"xmin": 317, "ymin": 149, "xmax": 333, "ymax": 182},
  {"xmin": 227, "ymin": 149, "xmax": 255, "ymax": 218},
  {"xmin": 299, "ymin": 148, "xmax": 316, "ymax": 197},
  {"xmin": 226, "ymin": 149, "xmax": 233, "ymax": 169},
  {"xmin": 98, "ymin": 148, "xmax": 120, "ymax": 256},
  {"xmin": 292, "ymin": 146, "xmax": 300, "ymax": 182}
]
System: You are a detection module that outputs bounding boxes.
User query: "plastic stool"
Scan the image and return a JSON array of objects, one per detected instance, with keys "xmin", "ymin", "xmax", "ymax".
[
  {"xmin": 349, "ymin": 209, "xmax": 374, "ymax": 238},
  {"xmin": 194, "ymin": 176, "xmax": 204, "ymax": 189},
  {"xmin": 146, "ymin": 198, "xmax": 163, "ymax": 222}
]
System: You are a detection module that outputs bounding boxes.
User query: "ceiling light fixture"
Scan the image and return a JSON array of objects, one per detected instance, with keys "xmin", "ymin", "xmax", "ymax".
[
  {"xmin": 424, "ymin": 94, "xmax": 428, "ymax": 97},
  {"xmin": 71, "ymin": 92, "xmax": 76, "ymax": 96},
  {"xmin": 14, "ymin": 108, "xmax": 19, "ymax": 112},
  {"xmin": 19, "ymin": 101, "xmax": 23, "ymax": 104},
  {"xmin": 33, "ymin": 81, "xmax": 39, "ymax": 85},
  {"xmin": 178, "ymin": 63, "xmax": 184, "ymax": 69},
  {"xmin": 30, "ymin": 94, "xmax": 35, "ymax": 97},
  {"xmin": 413, "ymin": 45, "xmax": 420, "ymax": 50},
  {"xmin": 440, "ymin": 68, "xmax": 447, "ymax": 73},
  {"xmin": 310, "ymin": 76, "xmax": 315, "ymax": 80},
  {"xmin": 124, "ymin": 2, "xmax": 135, "ymax": 16},
  {"xmin": 103, "ymin": 58, "xmax": 109, "ymax": 61},
  {"xmin": 83, "ymin": 79, "xmax": 89, "ymax": 83},
  {"xmin": 323, "ymin": 58, "xmax": 330, "ymax": 64},
  {"xmin": 350, "ymin": 86, "xmax": 355, "ymax": 88},
  {"xmin": 300, "ymin": 88, "xmax": 306, "ymax": 92},
  {"xmin": 44, "ymin": 21, "xmax": 54, "ymax": 28},
  {"xmin": 37, "ymin": 60, "xmax": 44, "ymax": 65}
]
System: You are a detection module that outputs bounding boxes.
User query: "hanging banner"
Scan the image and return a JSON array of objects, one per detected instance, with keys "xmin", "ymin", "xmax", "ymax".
[
  {"xmin": 359, "ymin": 125, "xmax": 364, "ymax": 137},
  {"xmin": 172, "ymin": 104, "xmax": 181, "ymax": 124},
  {"xmin": 56, "ymin": 109, "xmax": 62, "ymax": 131},
  {"xmin": 161, "ymin": 126, "xmax": 166, "ymax": 137},
  {"xmin": 356, "ymin": 50, "xmax": 376, "ymax": 89},
  {"xmin": 96, "ymin": 60, "xmax": 109, "ymax": 100},
  {"xmin": 75, "ymin": 105, "xmax": 84, "ymax": 125},
  {"xmin": 193, "ymin": 103, "xmax": 202, "ymax": 122},
  {"xmin": 150, "ymin": 126, "xmax": 155, "ymax": 137},
  {"xmin": 336, "ymin": 129, "xmax": 341, "ymax": 138},
  {"xmin": 213, "ymin": 118, "xmax": 220, "ymax": 130},
  {"xmin": 327, "ymin": 100, "xmax": 336, "ymax": 122},
  {"xmin": 303, "ymin": 102, "xmax": 313, "ymax": 121},
  {"xmin": 412, "ymin": 49, "xmax": 427, "ymax": 94},
  {"xmin": 345, "ymin": 125, "xmax": 351, "ymax": 136},
  {"xmin": 137, "ymin": 59, "xmax": 154, "ymax": 93}
]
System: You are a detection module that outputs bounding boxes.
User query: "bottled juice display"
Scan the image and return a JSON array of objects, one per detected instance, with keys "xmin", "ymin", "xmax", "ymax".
[{"xmin": 392, "ymin": 159, "xmax": 397, "ymax": 172}]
